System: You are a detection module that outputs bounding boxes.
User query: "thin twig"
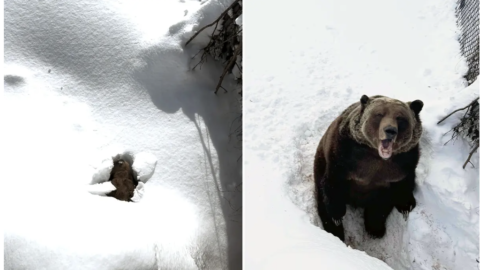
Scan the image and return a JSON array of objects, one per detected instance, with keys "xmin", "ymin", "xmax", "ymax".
[
  {"xmin": 191, "ymin": 49, "xmax": 204, "ymax": 60},
  {"xmin": 220, "ymin": 85, "xmax": 228, "ymax": 93},
  {"xmin": 463, "ymin": 143, "xmax": 479, "ymax": 169},
  {"xmin": 228, "ymin": 114, "xmax": 242, "ymax": 133},
  {"xmin": 185, "ymin": 0, "xmax": 240, "ymax": 46},
  {"xmin": 192, "ymin": 52, "xmax": 208, "ymax": 70},
  {"xmin": 438, "ymin": 97, "xmax": 479, "ymax": 124},
  {"xmin": 235, "ymin": 61, "xmax": 242, "ymax": 72},
  {"xmin": 215, "ymin": 41, "xmax": 242, "ymax": 94}
]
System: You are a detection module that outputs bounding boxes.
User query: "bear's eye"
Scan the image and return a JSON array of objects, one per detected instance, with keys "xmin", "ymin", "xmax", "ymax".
[
  {"xmin": 375, "ymin": 113, "xmax": 384, "ymax": 118},
  {"xmin": 397, "ymin": 117, "xmax": 408, "ymax": 130}
]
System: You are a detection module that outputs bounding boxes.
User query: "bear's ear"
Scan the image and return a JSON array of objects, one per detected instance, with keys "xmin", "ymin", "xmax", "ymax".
[
  {"xmin": 409, "ymin": 100, "xmax": 423, "ymax": 115},
  {"xmin": 360, "ymin": 95, "xmax": 369, "ymax": 105}
]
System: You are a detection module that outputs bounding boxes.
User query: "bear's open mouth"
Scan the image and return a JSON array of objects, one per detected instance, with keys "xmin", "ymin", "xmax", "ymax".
[{"xmin": 378, "ymin": 139, "xmax": 393, "ymax": 160}]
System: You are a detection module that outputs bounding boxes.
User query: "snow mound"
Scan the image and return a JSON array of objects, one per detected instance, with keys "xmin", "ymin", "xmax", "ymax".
[
  {"xmin": 133, "ymin": 152, "xmax": 158, "ymax": 183},
  {"xmin": 131, "ymin": 182, "xmax": 146, "ymax": 203},
  {"xmin": 90, "ymin": 157, "xmax": 115, "ymax": 185},
  {"xmin": 86, "ymin": 181, "xmax": 117, "ymax": 196}
]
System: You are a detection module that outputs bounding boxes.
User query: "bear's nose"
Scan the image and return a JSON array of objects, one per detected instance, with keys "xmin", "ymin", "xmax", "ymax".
[{"xmin": 384, "ymin": 126, "xmax": 398, "ymax": 140}]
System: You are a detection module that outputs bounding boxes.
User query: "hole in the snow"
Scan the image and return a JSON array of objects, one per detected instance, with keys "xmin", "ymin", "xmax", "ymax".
[
  {"xmin": 4, "ymin": 74, "xmax": 25, "ymax": 85},
  {"xmin": 88, "ymin": 151, "xmax": 156, "ymax": 202}
]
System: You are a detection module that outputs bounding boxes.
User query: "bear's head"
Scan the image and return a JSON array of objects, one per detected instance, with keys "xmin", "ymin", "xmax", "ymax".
[
  {"xmin": 111, "ymin": 159, "xmax": 131, "ymax": 178},
  {"xmin": 350, "ymin": 95, "xmax": 423, "ymax": 160}
]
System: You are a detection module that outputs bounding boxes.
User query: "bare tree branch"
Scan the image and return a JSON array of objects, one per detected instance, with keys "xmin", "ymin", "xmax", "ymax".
[
  {"xmin": 437, "ymin": 97, "xmax": 479, "ymax": 124},
  {"xmin": 215, "ymin": 41, "xmax": 242, "ymax": 94},
  {"xmin": 463, "ymin": 143, "xmax": 479, "ymax": 169},
  {"xmin": 185, "ymin": 0, "xmax": 240, "ymax": 47}
]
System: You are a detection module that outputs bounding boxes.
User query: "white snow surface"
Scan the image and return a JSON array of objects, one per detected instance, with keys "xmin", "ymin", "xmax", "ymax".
[
  {"xmin": 133, "ymin": 152, "xmax": 159, "ymax": 183},
  {"xmin": 87, "ymin": 181, "xmax": 117, "ymax": 196},
  {"xmin": 4, "ymin": 1, "xmax": 241, "ymax": 269},
  {"xmin": 244, "ymin": 0, "xmax": 478, "ymax": 269}
]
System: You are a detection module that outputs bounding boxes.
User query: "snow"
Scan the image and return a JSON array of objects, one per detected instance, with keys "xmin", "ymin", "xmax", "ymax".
[
  {"xmin": 244, "ymin": 0, "xmax": 478, "ymax": 269},
  {"xmin": 87, "ymin": 181, "xmax": 117, "ymax": 196},
  {"xmin": 133, "ymin": 152, "xmax": 158, "ymax": 183},
  {"xmin": 4, "ymin": 1, "xmax": 241, "ymax": 269}
]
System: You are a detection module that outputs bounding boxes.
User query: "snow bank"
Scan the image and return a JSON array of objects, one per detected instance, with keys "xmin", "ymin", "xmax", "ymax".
[
  {"xmin": 133, "ymin": 152, "xmax": 158, "ymax": 183},
  {"xmin": 245, "ymin": 156, "xmax": 393, "ymax": 270},
  {"xmin": 4, "ymin": 0, "xmax": 241, "ymax": 269},
  {"xmin": 245, "ymin": 0, "xmax": 478, "ymax": 269}
]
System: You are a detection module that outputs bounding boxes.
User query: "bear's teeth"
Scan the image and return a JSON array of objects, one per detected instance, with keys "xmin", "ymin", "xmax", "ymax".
[{"xmin": 378, "ymin": 140, "xmax": 393, "ymax": 159}]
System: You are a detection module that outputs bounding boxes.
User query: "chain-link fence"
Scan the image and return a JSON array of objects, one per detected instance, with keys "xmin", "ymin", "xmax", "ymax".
[{"xmin": 456, "ymin": 0, "xmax": 479, "ymax": 85}]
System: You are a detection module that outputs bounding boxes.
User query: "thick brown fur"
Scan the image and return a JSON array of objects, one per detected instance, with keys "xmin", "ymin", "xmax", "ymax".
[
  {"xmin": 107, "ymin": 159, "xmax": 138, "ymax": 202},
  {"xmin": 314, "ymin": 95, "xmax": 423, "ymax": 241}
]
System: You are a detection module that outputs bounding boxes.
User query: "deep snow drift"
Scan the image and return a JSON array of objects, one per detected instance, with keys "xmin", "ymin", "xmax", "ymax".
[
  {"xmin": 4, "ymin": 1, "xmax": 241, "ymax": 269},
  {"xmin": 244, "ymin": 0, "xmax": 478, "ymax": 269}
]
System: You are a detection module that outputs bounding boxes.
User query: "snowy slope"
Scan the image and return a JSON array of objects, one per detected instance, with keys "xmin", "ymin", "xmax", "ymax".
[
  {"xmin": 4, "ymin": 1, "xmax": 241, "ymax": 269},
  {"xmin": 244, "ymin": 0, "xmax": 478, "ymax": 269}
]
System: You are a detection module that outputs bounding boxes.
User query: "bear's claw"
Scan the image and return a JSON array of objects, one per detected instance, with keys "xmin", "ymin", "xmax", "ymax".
[
  {"xmin": 395, "ymin": 195, "xmax": 416, "ymax": 221},
  {"xmin": 333, "ymin": 218, "xmax": 343, "ymax": 226}
]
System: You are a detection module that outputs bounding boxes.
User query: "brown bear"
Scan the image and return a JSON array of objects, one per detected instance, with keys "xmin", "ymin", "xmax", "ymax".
[
  {"xmin": 107, "ymin": 159, "xmax": 138, "ymax": 202},
  {"xmin": 314, "ymin": 95, "xmax": 423, "ymax": 241}
]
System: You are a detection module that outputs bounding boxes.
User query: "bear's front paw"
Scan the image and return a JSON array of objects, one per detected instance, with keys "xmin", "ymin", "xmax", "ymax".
[
  {"xmin": 365, "ymin": 221, "xmax": 386, "ymax": 239},
  {"xmin": 395, "ymin": 196, "xmax": 416, "ymax": 221},
  {"xmin": 326, "ymin": 202, "xmax": 346, "ymax": 224},
  {"xmin": 332, "ymin": 217, "xmax": 343, "ymax": 226}
]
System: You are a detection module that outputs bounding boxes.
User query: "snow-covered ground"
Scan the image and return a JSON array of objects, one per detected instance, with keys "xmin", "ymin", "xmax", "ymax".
[
  {"xmin": 244, "ymin": 0, "xmax": 478, "ymax": 269},
  {"xmin": 4, "ymin": 1, "xmax": 241, "ymax": 269}
]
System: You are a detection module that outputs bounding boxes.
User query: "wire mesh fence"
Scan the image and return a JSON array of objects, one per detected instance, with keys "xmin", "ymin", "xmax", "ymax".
[{"xmin": 456, "ymin": 0, "xmax": 479, "ymax": 85}]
